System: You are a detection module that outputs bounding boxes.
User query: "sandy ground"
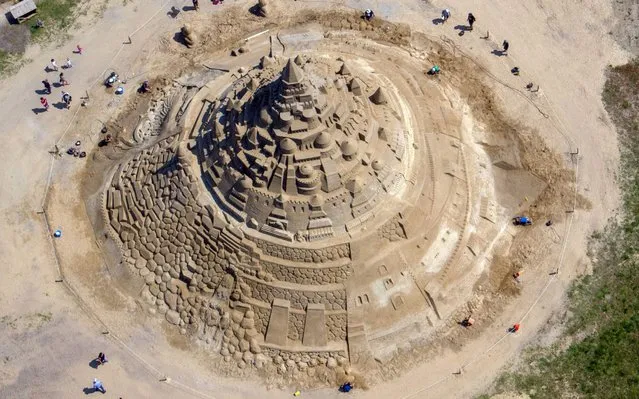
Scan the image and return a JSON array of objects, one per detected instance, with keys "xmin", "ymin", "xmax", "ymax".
[{"xmin": 0, "ymin": 0, "xmax": 628, "ymax": 398}]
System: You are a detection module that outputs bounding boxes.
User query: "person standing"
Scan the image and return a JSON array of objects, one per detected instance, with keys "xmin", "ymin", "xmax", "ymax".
[
  {"xmin": 340, "ymin": 382, "xmax": 353, "ymax": 392},
  {"xmin": 467, "ymin": 13, "xmax": 476, "ymax": 30},
  {"xmin": 42, "ymin": 79, "xmax": 51, "ymax": 94},
  {"xmin": 139, "ymin": 80, "xmax": 150, "ymax": 93},
  {"xmin": 59, "ymin": 72, "xmax": 68, "ymax": 86},
  {"xmin": 49, "ymin": 59, "xmax": 58, "ymax": 71},
  {"xmin": 462, "ymin": 316, "xmax": 475, "ymax": 327},
  {"xmin": 97, "ymin": 352, "xmax": 108, "ymax": 365},
  {"xmin": 64, "ymin": 57, "xmax": 73, "ymax": 68},
  {"xmin": 76, "ymin": 44, "xmax": 83, "ymax": 54},
  {"xmin": 441, "ymin": 9, "xmax": 450, "ymax": 23},
  {"xmin": 62, "ymin": 91, "xmax": 72, "ymax": 109},
  {"xmin": 40, "ymin": 97, "xmax": 49, "ymax": 111},
  {"xmin": 92, "ymin": 378, "xmax": 106, "ymax": 393},
  {"xmin": 502, "ymin": 40, "xmax": 510, "ymax": 54},
  {"xmin": 192, "ymin": 0, "xmax": 199, "ymax": 10},
  {"xmin": 364, "ymin": 9, "xmax": 374, "ymax": 21}
]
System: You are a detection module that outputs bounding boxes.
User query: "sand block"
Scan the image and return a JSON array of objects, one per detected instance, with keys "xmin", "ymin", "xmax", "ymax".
[
  {"xmin": 265, "ymin": 299, "xmax": 290, "ymax": 346},
  {"xmin": 443, "ymin": 159, "xmax": 463, "ymax": 179},
  {"xmin": 480, "ymin": 196, "xmax": 497, "ymax": 223},
  {"xmin": 466, "ymin": 233, "xmax": 486, "ymax": 256},
  {"xmin": 303, "ymin": 303, "xmax": 327, "ymax": 346}
]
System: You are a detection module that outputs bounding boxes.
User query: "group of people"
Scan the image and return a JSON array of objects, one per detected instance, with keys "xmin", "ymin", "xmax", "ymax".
[
  {"xmin": 440, "ymin": 9, "xmax": 509, "ymax": 54},
  {"xmin": 440, "ymin": 9, "xmax": 475, "ymax": 29},
  {"xmin": 91, "ymin": 352, "xmax": 108, "ymax": 393},
  {"xmin": 39, "ymin": 46, "xmax": 82, "ymax": 112}
]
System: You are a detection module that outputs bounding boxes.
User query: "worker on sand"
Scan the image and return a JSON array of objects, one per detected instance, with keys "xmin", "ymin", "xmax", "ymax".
[
  {"xmin": 340, "ymin": 382, "xmax": 353, "ymax": 392},
  {"xmin": 461, "ymin": 316, "xmax": 475, "ymax": 327},
  {"xmin": 467, "ymin": 13, "xmax": 476, "ymax": 30},
  {"xmin": 96, "ymin": 352, "xmax": 108, "ymax": 365},
  {"xmin": 509, "ymin": 323, "xmax": 520, "ymax": 333},
  {"xmin": 364, "ymin": 9, "xmax": 375, "ymax": 21},
  {"xmin": 441, "ymin": 9, "xmax": 450, "ymax": 23},
  {"xmin": 59, "ymin": 72, "xmax": 68, "ymax": 86},
  {"xmin": 62, "ymin": 91, "xmax": 72, "ymax": 109},
  {"xmin": 428, "ymin": 65, "xmax": 441, "ymax": 75},
  {"xmin": 42, "ymin": 79, "xmax": 51, "ymax": 94},
  {"xmin": 503, "ymin": 40, "xmax": 509, "ymax": 54},
  {"xmin": 92, "ymin": 378, "xmax": 106, "ymax": 393},
  {"xmin": 40, "ymin": 97, "xmax": 49, "ymax": 111},
  {"xmin": 139, "ymin": 80, "xmax": 150, "ymax": 93}
]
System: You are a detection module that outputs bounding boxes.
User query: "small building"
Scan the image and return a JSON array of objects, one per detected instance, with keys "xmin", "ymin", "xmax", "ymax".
[{"xmin": 9, "ymin": 0, "xmax": 37, "ymax": 24}]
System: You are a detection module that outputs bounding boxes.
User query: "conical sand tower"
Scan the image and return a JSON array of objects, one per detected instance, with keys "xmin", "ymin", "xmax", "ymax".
[{"xmin": 200, "ymin": 57, "xmax": 410, "ymax": 241}]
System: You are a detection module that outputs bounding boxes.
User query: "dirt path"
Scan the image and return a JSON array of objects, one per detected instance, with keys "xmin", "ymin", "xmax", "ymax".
[{"xmin": 0, "ymin": 0, "xmax": 626, "ymax": 397}]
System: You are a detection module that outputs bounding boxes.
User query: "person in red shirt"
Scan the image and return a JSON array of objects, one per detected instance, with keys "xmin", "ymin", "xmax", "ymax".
[{"xmin": 40, "ymin": 97, "xmax": 49, "ymax": 111}]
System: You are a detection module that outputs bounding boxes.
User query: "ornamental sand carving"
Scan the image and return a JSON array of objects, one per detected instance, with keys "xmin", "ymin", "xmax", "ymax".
[
  {"xmin": 102, "ymin": 41, "xmax": 531, "ymax": 378},
  {"xmin": 202, "ymin": 57, "xmax": 409, "ymax": 242}
]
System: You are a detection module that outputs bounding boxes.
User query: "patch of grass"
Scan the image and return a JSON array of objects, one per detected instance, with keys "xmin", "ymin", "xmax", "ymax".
[
  {"xmin": 0, "ymin": 50, "xmax": 29, "ymax": 77},
  {"xmin": 35, "ymin": 312, "xmax": 52, "ymax": 323},
  {"xmin": 486, "ymin": 59, "xmax": 639, "ymax": 398},
  {"xmin": 29, "ymin": 0, "xmax": 78, "ymax": 43},
  {"xmin": 0, "ymin": 312, "xmax": 53, "ymax": 331},
  {"xmin": 0, "ymin": 0, "xmax": 78, "ymax": 76},
  {"xmin": 0, "ymin": 315, "xmax": 18, "ymax": 329},
  {"xmin": 0, "ymin": 49, "xmax": 10, "ymax": 71}
]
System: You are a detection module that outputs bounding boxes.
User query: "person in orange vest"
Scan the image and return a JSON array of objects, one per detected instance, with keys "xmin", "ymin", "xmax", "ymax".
[{"xmin": 509, "ymin": 323, "xmax": 520, "ymax": 333}]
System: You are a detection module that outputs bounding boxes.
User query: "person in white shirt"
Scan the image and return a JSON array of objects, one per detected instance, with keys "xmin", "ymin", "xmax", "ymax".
[{"xmin": 442, "ymin": 9, "xmax": 450, "ymax": 23}]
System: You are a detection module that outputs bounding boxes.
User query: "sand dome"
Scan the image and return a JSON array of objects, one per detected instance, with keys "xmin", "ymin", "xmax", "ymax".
[
  {"xmin": 280, "ymin": 138, "xmax": 296, "ymax": 154},
  {"xmin": 341, "ymin": 139, "xmax": 358, "ymax": 159},
  {"xmin": 315, "ymin": 131, "xmax": 332, "ymax": 148}
]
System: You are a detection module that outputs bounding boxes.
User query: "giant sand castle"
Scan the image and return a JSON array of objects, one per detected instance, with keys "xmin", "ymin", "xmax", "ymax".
[{"xmin": 99, "ymin": 29, "xmax": 545, "ymax": 379}]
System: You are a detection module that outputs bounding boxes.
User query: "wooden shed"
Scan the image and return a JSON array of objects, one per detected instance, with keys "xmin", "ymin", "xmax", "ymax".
[{"xmin": 9, "ymin": 0, "xmax": 37, "ymax": 24}]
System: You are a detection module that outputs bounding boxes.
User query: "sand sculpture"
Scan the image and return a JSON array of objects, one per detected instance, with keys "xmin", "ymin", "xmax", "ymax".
[
  {"xmin": 102, "ymin": 42, "xmax": 544, "ymax": 378},
  {"xmin": 202, "ymin": 58, "xmax": 408, "ymax": 241}
]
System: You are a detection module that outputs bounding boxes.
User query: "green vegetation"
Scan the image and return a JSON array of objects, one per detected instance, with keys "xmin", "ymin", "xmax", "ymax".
[
  {"xmin": 0, "ymin": 0, "xmax": 78, "ymax": 76},
  {"xmin": 0, "ymin": 50, "xmax": 29, "ymax": 78},
  {"xmin": 487, "ymin": 61, "xmax": 639, "ymax": 398},
  {"xmin": 29, "ymin": 0, "xmax": 78, "ymax": 42},
  {"xmin": 0, "ymin": 311, "xmax": 52, "ymax": 330},
  {"xmin": 0, "ymin": 50, "xmax": 10, "ymax": 71}
]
